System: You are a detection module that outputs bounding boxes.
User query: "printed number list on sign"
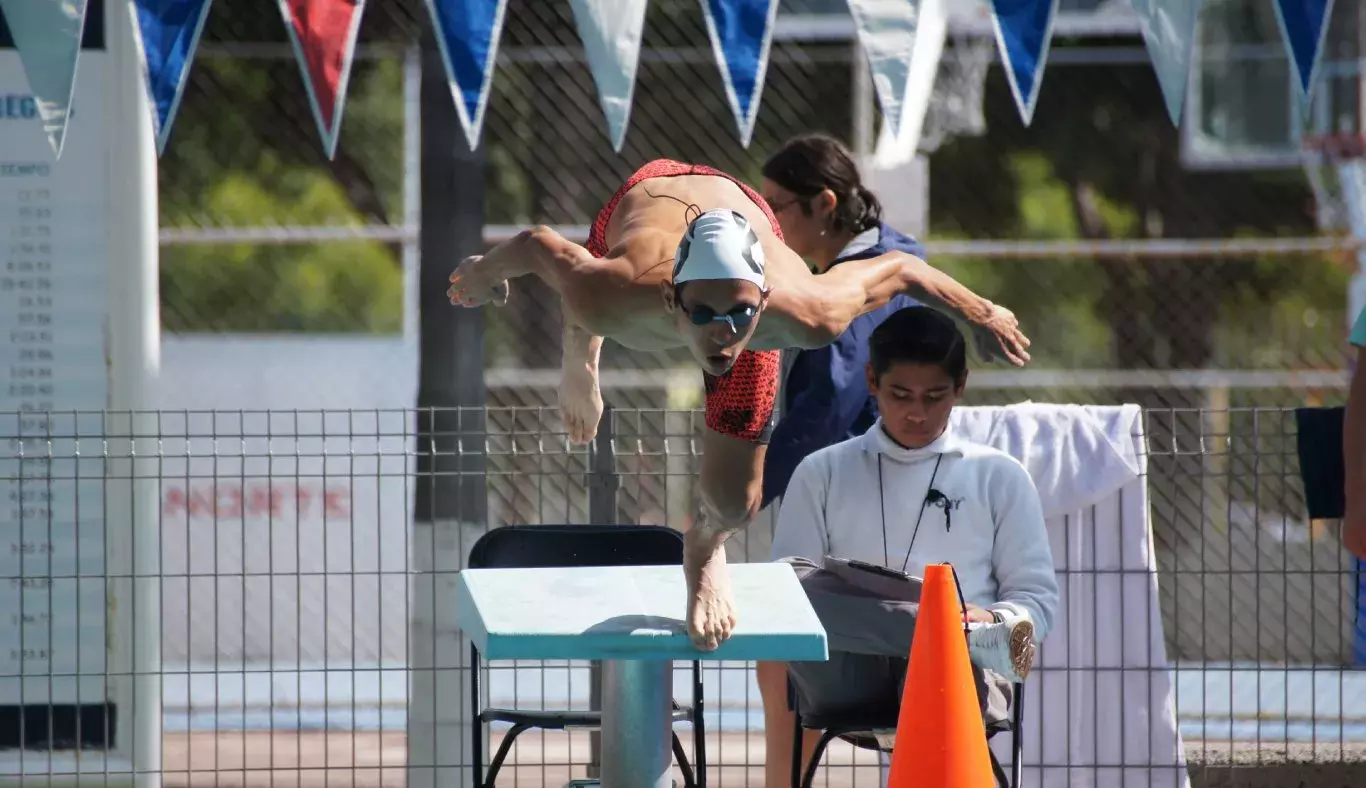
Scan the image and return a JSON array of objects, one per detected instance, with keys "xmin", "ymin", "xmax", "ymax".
[{"xmin": 0, "ymin": 51, "xmax": 111, "ymax": 706}]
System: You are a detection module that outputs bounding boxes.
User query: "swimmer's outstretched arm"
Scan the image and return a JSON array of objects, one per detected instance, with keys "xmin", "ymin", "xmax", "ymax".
[
  {"xmin": 457, "ymin": 226, "xmax": 591, "ymax": 288},
  {"xmin": 783, "ymin": 252, "xmax": 1032, "ymax": 366},
  {"xmin": 449, "ymin": 226, "xmax": 634, "ymax": 335}
]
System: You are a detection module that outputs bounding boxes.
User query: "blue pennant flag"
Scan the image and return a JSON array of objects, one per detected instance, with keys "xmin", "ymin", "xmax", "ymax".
[
  {"xmin": 130, "ymin": 0, "xmax": 215, "ymax": 156},
  {"xmin": 1130, "ymin": 0, "xmax": 1204, "ymax": 126},
  {"xmin": 1273, "ymin": 0, "xmax": 1335, "ymax": 102},
  {"xmin": 0, "ymin": 0, "xmax": 89, "ymax": 157},
  {"xmin": 568, "ymin": 0, "xmax": 650, "ymax": 152},
  {"xmin": 700, "ymin": 0, "xmax": 780, "ymax": 147},
  {"xmin": 990, "ymin": 0, "xmax": 1059, "ymax": 126},
  {"xmin": 425, "ymin": 0, "xmax": 509, "ymax": 149}
]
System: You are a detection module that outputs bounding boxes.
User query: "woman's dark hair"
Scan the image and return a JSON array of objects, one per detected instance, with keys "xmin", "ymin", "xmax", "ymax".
[
  {"xmin": 868, "ymin": 307, "xmax": 968, "ymax": 384},
  {"xmin": 761, "ymin": 133, "xmax": 883, "ymax": 234}
]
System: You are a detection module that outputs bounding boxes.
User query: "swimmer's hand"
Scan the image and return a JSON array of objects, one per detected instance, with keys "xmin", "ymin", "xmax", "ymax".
[
  {"xmin": 448, "ymin": 255, "xmax": 510, "ymax": 307},
  {"xmin": 969, "ymin": 303, "xmax": 1031, "ymax": 367}
]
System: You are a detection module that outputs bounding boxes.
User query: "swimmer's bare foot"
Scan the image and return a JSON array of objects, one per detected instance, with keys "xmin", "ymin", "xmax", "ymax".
[
  {"xmin": 683, "ymin": 526, "xmax": 738, "ymax": 651},
  {"xmin": 447, "ymin": 255, "xmax": 510, "ymax": 307},
  {"xmin": 559, "ymin": 327, "xmax": 603, "ymax": 445}
]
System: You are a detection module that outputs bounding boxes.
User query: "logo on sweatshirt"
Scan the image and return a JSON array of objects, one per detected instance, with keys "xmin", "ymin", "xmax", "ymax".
[{"xmin": 925, "ymin": 489, "xmax": 963, "ymax": 511}]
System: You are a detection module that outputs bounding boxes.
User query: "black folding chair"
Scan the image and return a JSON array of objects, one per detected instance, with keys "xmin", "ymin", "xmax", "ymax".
[
  {"xmin": 789, "ymin": 678, "xmax": 1024, "ymax": 788},
  {"xmin": 467, "ymin": 524, "xmax": 706, "ymax": 787}
]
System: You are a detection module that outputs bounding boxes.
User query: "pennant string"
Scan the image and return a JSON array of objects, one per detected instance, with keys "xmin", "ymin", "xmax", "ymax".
[{"xmin": 5, "ymin": 0, "xmax": 1348, "ymax": 155}]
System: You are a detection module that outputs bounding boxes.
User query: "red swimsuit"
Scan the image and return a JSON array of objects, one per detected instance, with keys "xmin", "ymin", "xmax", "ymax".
[{"xmin": 585, "ymin": 159, "xmax": 782, "ymax": 444}]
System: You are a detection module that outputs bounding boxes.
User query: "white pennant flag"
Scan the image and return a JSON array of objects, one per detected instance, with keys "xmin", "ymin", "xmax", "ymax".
[
  {"xmin": 862, "ymin": 0, "xmax": 947, "ymax": 168},
  {"xmin": 0, "ymin": 0, "xmax": 89, "ymax": 157},
  {"xmin": 848, "ymin": 0, "xmax": 917, "ymax": 142},
  {"xmin": 568, "ymin": 0, "xmax": 650, "ymax": 152},
  {"xmin": 1130, "ymin": 0, "xmax": 1204, "ymax": 126}
]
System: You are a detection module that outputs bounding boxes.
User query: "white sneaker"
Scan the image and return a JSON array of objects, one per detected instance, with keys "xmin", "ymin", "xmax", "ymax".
[{"xmin": 967, "ymin": 611, "xmax": 1036, "ymax": 683}]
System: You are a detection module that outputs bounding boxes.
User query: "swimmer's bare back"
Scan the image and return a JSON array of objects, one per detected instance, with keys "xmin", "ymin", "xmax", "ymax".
[
  {"xmin": 449, "ymin": 170, "xmax": 1031, "ymax": 366},
  {"xmin": 449, "ymin": 172, "xmax": 806, "ymax": 349}
]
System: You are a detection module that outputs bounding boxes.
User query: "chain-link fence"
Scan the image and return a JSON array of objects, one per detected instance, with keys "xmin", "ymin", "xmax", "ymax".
[
  {"xmin": 2, "ymin": 405, "xmax": 1364, "ymax": 785},
  {"xmin": 152, "ymin": 0, "xmax": 1363, "ymax": 418}
]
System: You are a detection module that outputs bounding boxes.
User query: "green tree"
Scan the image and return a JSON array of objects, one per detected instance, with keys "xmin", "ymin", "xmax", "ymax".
[
  {"xmin": 158, "ymin": 13, "xmax": 412, "ymax": 333},
  {"xmin": 161, "ymin": 168, "xmax": 401, "ymax": 333},
  {"xmin": 930, "ymin": 49, "xmax": 1341, "ymax": 394}
]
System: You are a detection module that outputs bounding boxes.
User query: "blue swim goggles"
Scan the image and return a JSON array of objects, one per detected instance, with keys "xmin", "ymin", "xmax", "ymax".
[{"xmin": 680, "ymin": 303, "xmax": 760, "ymax": 333}]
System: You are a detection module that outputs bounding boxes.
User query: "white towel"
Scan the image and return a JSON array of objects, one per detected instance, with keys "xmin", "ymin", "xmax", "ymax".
[
  {"xmin": 951, "ymin": 404, "xmax": 1189, "ymax": 788},
  {"xmin": 951, "ymin": 402, "xmax": 1143, "ymax": 518}
]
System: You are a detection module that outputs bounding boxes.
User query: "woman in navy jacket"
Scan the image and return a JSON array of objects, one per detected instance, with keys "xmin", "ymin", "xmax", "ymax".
[{"xmin": 758, "ymin": 133, "xmax": 926, "ymax": 510}]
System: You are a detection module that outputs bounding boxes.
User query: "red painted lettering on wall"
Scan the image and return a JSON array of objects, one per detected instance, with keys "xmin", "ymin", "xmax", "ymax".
[{"xmin": 162, "ymin": 482, "xmax": 351, "ymax": 521}]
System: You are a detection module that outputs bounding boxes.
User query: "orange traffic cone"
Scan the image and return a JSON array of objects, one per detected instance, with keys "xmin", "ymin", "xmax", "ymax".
[{"xmin": 886, "ymin": 563, "xmax": 996, "ymax": 787}]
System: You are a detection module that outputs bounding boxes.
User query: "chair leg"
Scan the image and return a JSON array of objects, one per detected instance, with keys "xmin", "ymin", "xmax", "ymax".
[
  {"xmin": 800, "ymin": 731, "xmax": 839, "ymax": 788},
  {"xmin": 1012, "ymin": 682, "xmax": 1025, "ymax": 788},
  {"xmin": 471, "ymin": 644, "xmax": 483, "ymax": 788},
  {"xmin": 990, "ymin": 749, "xmax": 1009, "ymax": 788},
  {"xmin": 672, "ymin": 733, "xmax": 696, "ymax": 788},
  {"xmin": 484, "ymin": 723, "xmax": 528, "ymax": 786},
  {"xmin": 692, "ymin": 661, "xmax": 707, "ymax": 788},
  {"xmin": 789, "ymin": 681, "xmax": 804, "ymax": 788}
]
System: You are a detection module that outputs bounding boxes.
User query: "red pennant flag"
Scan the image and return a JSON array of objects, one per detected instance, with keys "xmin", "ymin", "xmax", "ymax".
[{"xmin": 277, "ymin": 0, "xmax": 367, "ymax": 159}]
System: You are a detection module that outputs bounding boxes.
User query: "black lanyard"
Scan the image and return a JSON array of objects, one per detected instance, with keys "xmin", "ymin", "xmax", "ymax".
[{"xmin": 877, "ymin": 452, "xmax": 944, "ymax": 574}]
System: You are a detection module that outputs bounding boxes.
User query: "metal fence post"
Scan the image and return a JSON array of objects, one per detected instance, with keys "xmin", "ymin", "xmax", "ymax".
[
  {"xmin": 586, "ymin": 405, "xmax": 618, "ymax": 778},
  {"xmin": 411, "ymin": 26, "xmax": 488, "ymax": 787},
  {"xmin": 590, "ymin": 405, "xmax": 619, "ymax": 524}
]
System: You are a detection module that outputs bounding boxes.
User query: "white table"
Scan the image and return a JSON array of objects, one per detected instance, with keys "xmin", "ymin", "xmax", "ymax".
[{"xmin": 455, "ymin": 562, "xmax": 828, "ymax": 787}]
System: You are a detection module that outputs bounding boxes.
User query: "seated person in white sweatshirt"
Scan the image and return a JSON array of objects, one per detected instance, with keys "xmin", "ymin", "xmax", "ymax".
[{"xmin": 755, "ymin": 307, "xmax": 1059, "ymax": 787}]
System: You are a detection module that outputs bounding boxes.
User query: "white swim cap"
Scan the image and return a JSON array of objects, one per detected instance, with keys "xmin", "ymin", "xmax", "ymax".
[{"xmin": 672, "ymin": 209, "xmax": 766, "ymax": 289}]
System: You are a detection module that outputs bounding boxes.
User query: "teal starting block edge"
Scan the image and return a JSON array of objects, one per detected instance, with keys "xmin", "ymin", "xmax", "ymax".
[{"xmin": 455, "ymin": 562, "xmax": 829, "ymax": 663}]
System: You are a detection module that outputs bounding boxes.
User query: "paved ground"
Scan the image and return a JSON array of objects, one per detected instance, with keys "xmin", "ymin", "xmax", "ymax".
[
  {"xmin": 1186, "ymin": 741, "xmax": 1366, "ymax": 766},
  {"xmin": 157, "ymin": 732, "xmax": 863, "ymax": 786},
  {"xmin": 158, "ymin": 730, "xmax": 879, "ymax": 787},
  {"xmin": 4, "ymin": 731, "xmax": 1361, "ymax": 787},
  {"xmin": 152, "ymin": 731, "xmax": 1366, "ymax": 788}
]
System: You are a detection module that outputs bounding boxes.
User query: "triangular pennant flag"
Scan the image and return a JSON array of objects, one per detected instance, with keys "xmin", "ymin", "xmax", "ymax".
[
  {"xmin": 278, "ymin": 0, "xmax": 368, "ymax": 160},
  {"xmin": 0, "ymin": 0, "xmax": 89, "ymax": 157},
  {"xmin": 425, "ymin": 0, "xmax": 509, "ymax": 150},
  {"xmin": 1130, "ymin": 0, "xmax": 1203, "ymax": 126},
  {"xmin": 1272, "ymin": 0, "xmax": 1336, "ymax": 101},
  {"xmin": 700, "ymin": 0, "xmax": 780, "ymax": 148},
  {"xmin": 854, "ymin": 0, "xmax": 949, "ymax": 156},
  {"xmin": 847, "ymin": 0, "xmax": 934, "ymax": 142},
  {"xmin": 130, "ymin": 0, "xmax": 215, "ymax": 156},
  {"xmin": 989, "ymin": 0, "xmax": 1060, "ymax": 126},
  {"xmin": 568, "ymin": 0, "xmax": 650, "ymax": 152}
]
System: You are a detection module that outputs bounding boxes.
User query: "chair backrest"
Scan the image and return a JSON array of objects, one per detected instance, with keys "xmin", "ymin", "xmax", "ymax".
[{"xmin": 467, "ymin": 524, "xmax": 685, "ymax": 570}]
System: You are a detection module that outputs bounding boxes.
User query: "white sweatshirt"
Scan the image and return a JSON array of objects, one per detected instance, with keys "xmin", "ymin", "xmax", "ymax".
[{"xmin": 770, "ymin": 419, "xmax": 1060, "ymax": 640}]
